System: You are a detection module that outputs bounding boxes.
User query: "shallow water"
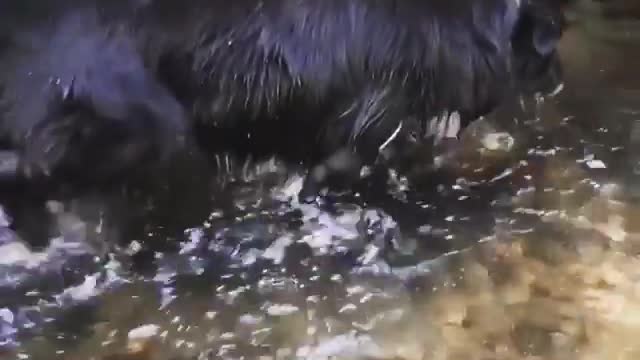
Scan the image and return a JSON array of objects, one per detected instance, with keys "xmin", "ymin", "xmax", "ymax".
[{"xmin": 3, "ymin": 1, "xmax": 640, "ymax": 359}]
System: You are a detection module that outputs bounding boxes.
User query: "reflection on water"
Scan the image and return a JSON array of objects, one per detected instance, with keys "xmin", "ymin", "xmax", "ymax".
[{"xmin": 3, "ymin": 1, "xmax": 640, "ymax": 359}]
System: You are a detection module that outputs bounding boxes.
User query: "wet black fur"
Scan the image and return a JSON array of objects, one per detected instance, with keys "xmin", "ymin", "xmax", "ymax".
[
  {"xmin": 148, "ymin": 0, "xmax": 566, "ymax": 199},
  {"xmin": 0, "ymin": 1, "xmax": 188, "ymax": 189},
  {"xmin": 0, "ymin": 0, "xmax": 565, "ymax": 244},
  {"xmin": 0, "ymin": 0, "xmax": 565, "ymax": 191}
]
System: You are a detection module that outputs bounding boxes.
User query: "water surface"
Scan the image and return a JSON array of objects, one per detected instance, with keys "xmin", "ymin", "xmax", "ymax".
[{"xmin": 2, "ymin": 1, "xmax": 640, "ymax": 359}]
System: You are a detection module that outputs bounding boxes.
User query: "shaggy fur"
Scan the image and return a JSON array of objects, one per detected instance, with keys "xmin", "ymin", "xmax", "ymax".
[
  {"xmin": 0, "ymin": 0, "xmax": 565, "ymax": 200},
  {"xmin": 0, "ymin": 0, "xmax": 188, "ymax": 188}
]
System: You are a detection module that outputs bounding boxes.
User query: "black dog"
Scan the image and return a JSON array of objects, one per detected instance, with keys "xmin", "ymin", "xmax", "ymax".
[
  {"xmin": 0, "ymin": 0, "xmax": 565, "ymax": 244},
  {"xmin": 0, "ymin": 0, "xmax": 565, "ymax": 192},
  {"xmin": 149, "ymin": 0, "xmax": 567, "ymax": 201}
]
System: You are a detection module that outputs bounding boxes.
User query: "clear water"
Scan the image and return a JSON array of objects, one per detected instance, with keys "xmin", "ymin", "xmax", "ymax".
[{"xmin": 2, "ymin": 1, "xmax": 640, "ymax": 359}]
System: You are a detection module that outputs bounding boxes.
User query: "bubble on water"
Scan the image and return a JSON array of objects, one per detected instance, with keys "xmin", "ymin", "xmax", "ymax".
[
  {"xmin": 56, "ymin": 273, "xmax": 99, "ymax": 302},
  {"xmin": 265, "ymin": 304, "xmax": 299, "ymax": 316},
  {"xmin": 262, "ymin": 236, "xmax": 293, "ymax": 264},
  {"xmin": 128, "ymin": 324, "xmax": 160, "ymax": 340}
]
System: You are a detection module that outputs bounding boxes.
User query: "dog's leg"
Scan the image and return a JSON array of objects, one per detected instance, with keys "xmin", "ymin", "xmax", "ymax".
[{"xmin": 299, "ymin": 86, "xmax": 413, "ymax": 203}]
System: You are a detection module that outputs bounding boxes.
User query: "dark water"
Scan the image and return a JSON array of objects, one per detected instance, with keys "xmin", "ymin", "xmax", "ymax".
[{"xmin": 2, "ymin": 1, "xmax": 640, "ymax": 359}]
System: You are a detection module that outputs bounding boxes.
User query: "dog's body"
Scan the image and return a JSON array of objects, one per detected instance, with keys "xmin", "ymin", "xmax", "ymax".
[
  {"xmin": 144, "ymin": 0, "xmax": 565, "ymax": 199},
  {"xmin": 0, "ymin": 0, "xmax": 564, "ymax": 193},
  {"xmin": 0, "ymin": 0, "xmax": 565, "ymax": 244}
]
